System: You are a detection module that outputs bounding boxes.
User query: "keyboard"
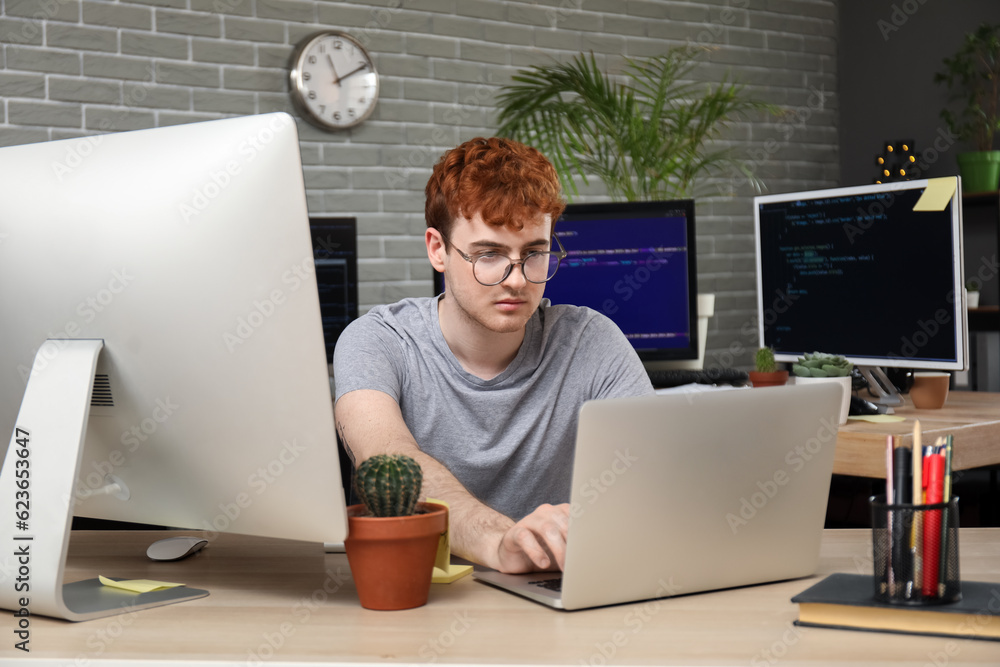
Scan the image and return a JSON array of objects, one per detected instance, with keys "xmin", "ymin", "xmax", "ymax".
[
  {"xmin": 529, "ymin": 578, "xmax": 563, "ymax": 592},
  {"xmin": 646, "ymin": 368, "xmax": 749, "ymax": 388}
]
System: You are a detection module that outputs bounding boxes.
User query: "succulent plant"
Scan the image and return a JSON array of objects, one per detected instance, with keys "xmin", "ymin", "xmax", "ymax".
[
  {"xmin": 792, "ymin": 352, "xmax": 853, "ymax": 378},
  {"xmin": 354, "ymin": 454, "xmax": 423, "ymax": 517},
  {"xmin": 755, "ymin": 347, "xmax": 777, "ymax": 373}
]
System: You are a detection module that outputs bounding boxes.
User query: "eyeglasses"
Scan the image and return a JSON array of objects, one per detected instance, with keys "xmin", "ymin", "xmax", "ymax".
[{"xmin": 442, "ymin": 233, "xmax": 567, "ymax": 286}]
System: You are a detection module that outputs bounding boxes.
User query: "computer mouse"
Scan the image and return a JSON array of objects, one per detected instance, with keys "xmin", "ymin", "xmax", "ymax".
[
  {"xmin": 146, "ymin": 536, "xmax": 208, "ymax": 561},
  {"xmin": 849, "ymin": 395, "xmax": 880, "ymax": 416}
]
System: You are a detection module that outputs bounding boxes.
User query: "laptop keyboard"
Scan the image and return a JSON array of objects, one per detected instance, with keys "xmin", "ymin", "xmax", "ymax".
[{"xmin": 529, "ymin": 578, "xmax": 563, "ymax": 592}]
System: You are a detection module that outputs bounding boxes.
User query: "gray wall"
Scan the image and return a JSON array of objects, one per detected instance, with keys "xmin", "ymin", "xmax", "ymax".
[{"xmin": 0, "ymin": 0, "xmax": 839, "ymax": 370}]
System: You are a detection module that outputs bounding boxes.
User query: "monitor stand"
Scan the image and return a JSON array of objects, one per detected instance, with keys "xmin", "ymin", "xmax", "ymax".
[
  {"xmin": 0, "ymin": 339, "xmax": 207, "ymax": 622},
  {"xmin": 858, "ymin": 365, "xmax": 904, "ymax": 406}
]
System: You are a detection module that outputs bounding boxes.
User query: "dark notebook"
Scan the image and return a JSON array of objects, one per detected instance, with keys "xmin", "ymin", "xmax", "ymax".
[{"xmin": 792, "ymin": 573, "xmax": 1000, "ymax": 641}]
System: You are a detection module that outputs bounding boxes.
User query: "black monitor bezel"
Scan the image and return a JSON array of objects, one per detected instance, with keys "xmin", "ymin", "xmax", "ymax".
[
  {"xmin": 432, "ymin": 200, "xmax": 699, "ymax": 362},
  {"xmin": 309, "ymin": 216, "xmax": 359, "ymax": 365},
  {"xmin": 554, "ymin": 199, "xmax": 698, "ymax": 362}
]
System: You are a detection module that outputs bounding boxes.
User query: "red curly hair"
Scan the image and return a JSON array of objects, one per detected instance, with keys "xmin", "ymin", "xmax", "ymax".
[{"xmin": 425, "ymin": 137, "xmax": 565, "ymax": 236}]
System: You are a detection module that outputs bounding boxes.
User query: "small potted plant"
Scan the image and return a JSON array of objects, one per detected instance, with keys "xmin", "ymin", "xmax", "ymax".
[
  {"xmin": 748, "ymin": 347, "xmax": 789, "ymax": 388},
  {"xmin": 343, "ymin": 454, "xmax": 447, "ymax": 611},
  {"xmin": 966, "ymin": 278, "xmax": 981, "ymax": 309},
  {"xmin": 934, "ymin": 23, "xmax": 1000, "ymax": 193},
  {"xmin": 791, "ymin": 352, "xmax": 854, "ymax": 424}
]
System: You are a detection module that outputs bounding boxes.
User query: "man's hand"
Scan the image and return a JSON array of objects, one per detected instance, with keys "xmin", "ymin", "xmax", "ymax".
[
  {"xmin": 495, "ymin": 503, "xmax": 570, "ymax": 574},
  {"xmin": 335, "ymin": 390, "xmax": 572, "ymax": 574}
]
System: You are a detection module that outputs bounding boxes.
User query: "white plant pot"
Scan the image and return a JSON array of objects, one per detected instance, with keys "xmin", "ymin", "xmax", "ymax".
[
  {"xmin": 967, "ymin": 291, "xmax": 980, "ymax": 309},
  {"xmin": 792, "ymin": 375, "xmax": 852, "ymax": 425}
]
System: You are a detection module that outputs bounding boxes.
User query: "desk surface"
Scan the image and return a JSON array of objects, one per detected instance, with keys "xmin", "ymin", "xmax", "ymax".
[
  {"xmin": 10, "ymin": 528, "xmax": 1000, "ymax": 665},
  {"xmin": 835, "ymin": 390, "xmax": 1000, "ymax": 478}
]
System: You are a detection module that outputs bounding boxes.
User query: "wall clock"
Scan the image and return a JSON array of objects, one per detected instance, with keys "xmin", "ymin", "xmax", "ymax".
[{"xmin": 289, "ymin": 30, "xmax": 379, "ymax": 131}]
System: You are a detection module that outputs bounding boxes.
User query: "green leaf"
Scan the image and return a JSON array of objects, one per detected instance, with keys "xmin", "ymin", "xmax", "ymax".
[{"xmin": 495, "ymin": 48, "xmax": 775, "ymax": 202}]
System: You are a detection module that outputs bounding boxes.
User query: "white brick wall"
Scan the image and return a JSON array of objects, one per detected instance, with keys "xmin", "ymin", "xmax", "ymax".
[{"xmin": 0, "ymin": 0, "xmax": 839, "ymax": 370}]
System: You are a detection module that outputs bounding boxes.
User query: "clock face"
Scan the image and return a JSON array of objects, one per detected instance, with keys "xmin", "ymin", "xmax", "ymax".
[{"xmin": 289, "ymin": 31, "xmax": 379, "ymax": 131}]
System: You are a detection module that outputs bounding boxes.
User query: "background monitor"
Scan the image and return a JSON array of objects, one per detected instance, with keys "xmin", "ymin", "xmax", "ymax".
[
  {"xmin": 310, "ymin": 216, "xmax": 359, "ymax": 365},
  {"xmin": 544, "ymin": 200, "xmax": 699, "ymax": 363},
  {"xmin": 0, "ymin": 113, "xmax": 347, "ymax": 620},
  {"xmin": 433, "ymin": 200, "xmax": 700, "ymax": 364},
  {"xmin": 754, "ymin": 178, "xmax": 967, "ymax": 374}
]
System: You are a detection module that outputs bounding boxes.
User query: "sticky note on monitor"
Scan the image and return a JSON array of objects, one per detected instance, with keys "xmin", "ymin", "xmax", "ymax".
[{"xmin": 913, "ymin": 177, "xmax": 957, "ymax": 212}]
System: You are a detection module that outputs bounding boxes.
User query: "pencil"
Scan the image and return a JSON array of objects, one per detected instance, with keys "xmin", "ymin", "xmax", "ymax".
[
  {"xmin": 938, "ymin": 434, "xmax": 954, "ymax": 592},
  {"xmin": 910, "ymin": 420, "xmax": 923, "ymax": 597},
  {"xmin": 885, "ymin": 434, "xmax": 894, "ymax": 592}
]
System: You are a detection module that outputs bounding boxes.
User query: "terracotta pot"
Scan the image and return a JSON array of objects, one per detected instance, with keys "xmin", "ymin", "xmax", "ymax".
[
  {"xmin": 748, "ymin": 370, "xmax": 789, "ymax": 388},
  {"xmin": 344, "ymin": 501, "xmax": 447, "ymax": 610}
]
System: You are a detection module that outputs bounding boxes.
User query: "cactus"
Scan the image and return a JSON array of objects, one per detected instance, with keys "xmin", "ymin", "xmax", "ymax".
[
  {"xmin": 755, "ymin": 347, "xmax": 777, "ymax": 373},
  {"xmin": 354, "ymin": 454, "xmax": 423, "ymax": 517},
  {"xmin": 792, "ymin": 351, "xmax": 853, "ymax": 378}
]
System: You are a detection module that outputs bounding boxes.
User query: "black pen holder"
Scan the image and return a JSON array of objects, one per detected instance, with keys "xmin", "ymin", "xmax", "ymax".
[{"xmin": 870, "ymin": 495, "xmax": 961, "ymax": 605}]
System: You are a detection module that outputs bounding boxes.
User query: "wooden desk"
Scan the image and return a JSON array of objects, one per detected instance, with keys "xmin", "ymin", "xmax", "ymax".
[
  {"xmin": 9, "ymin": 529, "xmax": 1000, "ymax": 665},
  {"xmin": 835, "ymin": 391, "xmax": 1000, "ymax": 478}
]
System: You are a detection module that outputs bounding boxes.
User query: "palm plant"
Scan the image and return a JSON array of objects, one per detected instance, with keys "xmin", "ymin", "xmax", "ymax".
[{"xmin": 495, "ymin": 47, "xmax": 771, "ymax": 201}]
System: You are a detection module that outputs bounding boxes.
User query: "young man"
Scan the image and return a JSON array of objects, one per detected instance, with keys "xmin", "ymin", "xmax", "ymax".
[{"xmin": 333, "ymin": 137, "xmax": 653, "ymax": 574}]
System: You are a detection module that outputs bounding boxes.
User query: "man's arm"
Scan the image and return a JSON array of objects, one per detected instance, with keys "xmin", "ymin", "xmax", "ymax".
[{"xmin": 334, "ymin": 388, "xmax": 568, "ymax": 573}]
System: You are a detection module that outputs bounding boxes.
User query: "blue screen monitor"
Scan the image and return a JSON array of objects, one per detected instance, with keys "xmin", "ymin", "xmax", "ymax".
[
  {"xmin": 754, "ymin": 178, "xmax": 968, "ymax": 375},
  {"xmin": 544, "ymin": 200, "xmax": 699, "ymax": 362}
]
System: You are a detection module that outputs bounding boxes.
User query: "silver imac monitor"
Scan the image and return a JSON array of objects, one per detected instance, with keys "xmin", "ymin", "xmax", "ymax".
[
  {"xmin": 754, "ymin": 177, "xmax": 968, "ymax": 403},
  {"xmin": 0, "ymin": 113, "xmax": 347, "ymax": 621}
]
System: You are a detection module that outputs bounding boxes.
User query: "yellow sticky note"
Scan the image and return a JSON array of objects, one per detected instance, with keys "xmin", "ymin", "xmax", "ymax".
[
  {"xmin": 425, "ymin": 498, "xmax": 473, "ymax": 584},
  {"xmin": 99, "ymin": 575, "xmax": 185, "ymax": 593},
  {"xmin": 913, "ymin": 177, "xmax": 957, "ymax": 212},
  {"xmin": 847, "ymin": 414, "xmax": 906, "ymax": 423}
]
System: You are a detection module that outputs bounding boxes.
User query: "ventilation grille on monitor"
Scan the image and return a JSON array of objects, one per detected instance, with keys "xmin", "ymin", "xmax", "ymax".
[{"xmin": 91, "ymin": 374, "xmax": 114, "ymax": 407}]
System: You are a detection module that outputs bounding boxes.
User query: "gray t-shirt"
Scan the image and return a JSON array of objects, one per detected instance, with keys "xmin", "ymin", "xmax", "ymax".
[{"xmin": 333, "ymin": 295, "xmax": 654, "ymax": 520}]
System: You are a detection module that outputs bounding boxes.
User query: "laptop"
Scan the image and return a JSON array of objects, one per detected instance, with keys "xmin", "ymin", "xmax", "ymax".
[{"xmin": 473, "ymin": 382, "xmax": 843, "ymax": 610}]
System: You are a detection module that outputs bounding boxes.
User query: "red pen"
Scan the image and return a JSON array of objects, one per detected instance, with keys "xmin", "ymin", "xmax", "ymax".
[{"xmin": 922, "ymin": 453, "xmax": 945, "ymax": 597}]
